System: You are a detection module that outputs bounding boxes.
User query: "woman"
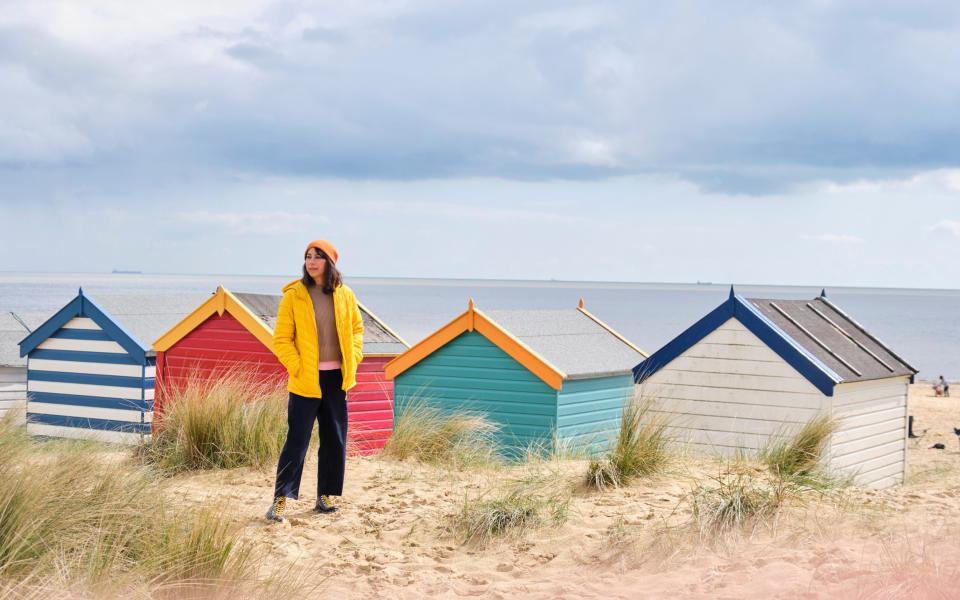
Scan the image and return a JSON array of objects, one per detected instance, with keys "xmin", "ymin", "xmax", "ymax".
[{"xmin": 266, "ymin": 239, "xmax": 364, "ymax": 522}]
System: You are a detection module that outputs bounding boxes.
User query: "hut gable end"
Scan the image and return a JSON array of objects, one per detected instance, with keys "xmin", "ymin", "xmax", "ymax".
[
  {"xmin": 393, "ymin": 331, "xmax": 559, "ymax": 451},
  {"xmin": 634, "ymin": 292, "xmax": 843, "ymax": 396},
  {"xmin": 386, "ymin": 300, "xmax": 644, "ymax": 390}
]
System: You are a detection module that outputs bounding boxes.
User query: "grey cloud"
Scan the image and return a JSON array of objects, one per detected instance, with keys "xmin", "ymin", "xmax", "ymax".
[
  {"xmin": 224, "ymin": 42, "xmax": 283, "ymax": 67},
  {"xmin": 2, "ymin": 1, "xmax": 960, "ymax": 193},
  {"xmin": 301, "ymin": 27, "xmax": 348, "ymax": 44}
]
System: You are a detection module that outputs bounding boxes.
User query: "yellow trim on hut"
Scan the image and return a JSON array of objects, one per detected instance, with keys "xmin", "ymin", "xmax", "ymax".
[{"xmin": 152, "ymin": 286, "xmax": 276, "ymax": 354}]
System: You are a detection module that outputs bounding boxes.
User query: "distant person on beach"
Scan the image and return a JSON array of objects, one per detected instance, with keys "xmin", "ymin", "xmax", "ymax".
[
  {"xmin": 266, "ymin": 240, "xmax": 364, "ymax": 523},
  {"xmin": 940, "ymin": 375, "xmax": 950, "ymax": 398}
]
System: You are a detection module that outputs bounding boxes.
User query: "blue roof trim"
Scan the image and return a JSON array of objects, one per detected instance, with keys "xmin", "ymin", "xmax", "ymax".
[
  {"xmin": 18, "ymin": 295, "xmax": 84, "ymax": 357},
  {"xmin": 632, "ymin": 297, "xmax": 735, "ymax": 384},
  {"xmin": 78, "ymin": 294, "xmax": 149, "ymax": 362},
  {"xmin": 18, "ymin": 291, "xmax": 148, "ymax": 363},
  {"xmin": 732, "ymin": 297, "xmax": 841, "ymax": 396},
  {"xmin": 633, "ymin": 294, "xmax": 843, "ymax": 397}
]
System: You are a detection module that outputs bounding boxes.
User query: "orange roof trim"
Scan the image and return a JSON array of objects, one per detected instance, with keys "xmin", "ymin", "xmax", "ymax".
[
  {"xmin": 383, "ymin": 299, "xmax": 566, "ymax": 390},
  {"xmin": 152, "ymin": 286, "xmax": 275, "ymax": 354}
]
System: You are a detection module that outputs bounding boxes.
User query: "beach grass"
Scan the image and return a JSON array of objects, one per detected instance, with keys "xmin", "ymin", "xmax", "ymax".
[
  {"xmin": 0, "ymin": 411, "xmax": 256, "ymax": 596},
  {"xmin": 449, "ymin": 467, "xmax": 572, "ymax": 547},
  {"xmin": 584, "ymin": 396, "xmax": 670, "ymax": 491},
  {"xmin": 689, "ymin": 456, "xmax": 787, "ymax": 535},
  {"xmin": 759, "ymin": 414, "xmax": 839, "ymax": 485},
  {"xmin": 382, "ymin": 398, "xmax": 500, "ymax": 469},
  {"xmin": 689, "ymin": 415, "xmax": 846, "ymax": 536},
  {"xmin": 144, "ymin": 374, "xmax": 288, "ymax": 473}
]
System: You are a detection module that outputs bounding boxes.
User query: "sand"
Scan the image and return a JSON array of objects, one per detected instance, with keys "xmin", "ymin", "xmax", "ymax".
[{"xmin": 169, "ymin": 383, "xmax": 960, "ymax": 599}]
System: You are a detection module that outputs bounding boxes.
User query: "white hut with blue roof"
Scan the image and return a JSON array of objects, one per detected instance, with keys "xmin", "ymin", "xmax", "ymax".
[
  {"xmin": 18, "ymin": 289, "xmax": 205, "ymax": 444},
  {"xmin": 633, "ymin": 288, "xmax": 917, "ymax": 489}
]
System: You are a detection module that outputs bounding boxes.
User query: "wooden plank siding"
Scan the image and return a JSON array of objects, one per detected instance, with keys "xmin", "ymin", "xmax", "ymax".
[
  {"xmin": 156, "ymin": 313, "xmax": 285, "ymax": 400},
  {"xmin": 0, "ymin": 366, "xmax": 27, "ymax": 423},
  {"xmin": 827, "ymin": 377, "xmax": 909, "ymax": 489},
  {"xmin": 26, "ymin": 317, "xmax": 152, "ymax": 445},
  {"xmin": 641, "ymin": 318, "xmax": 827, "ymax": 454},
  {"xmin": 156, "ymin": 312, "xmax": 396, "ymax": 455},
  {"xmin": 350, "ymin": 357, "xmax": 395, "ymax": 453},
  {"xmin": 393, "ymin": 332, "xmax": 558, "ymax": 457},
  {"xmin": 556, "ymin": 375, "xmax": 633, "ymax": 454}
]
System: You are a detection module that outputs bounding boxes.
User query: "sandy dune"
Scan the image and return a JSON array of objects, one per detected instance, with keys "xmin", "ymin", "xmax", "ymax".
[{"xmin": 170, "ymin": 384, "xmax": 960, "ymax": 599}]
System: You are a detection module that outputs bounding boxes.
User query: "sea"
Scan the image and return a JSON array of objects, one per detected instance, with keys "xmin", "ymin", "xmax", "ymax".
[{"xmin": 1, "ymin": 272, "xmax": 958, "ymax": 381}]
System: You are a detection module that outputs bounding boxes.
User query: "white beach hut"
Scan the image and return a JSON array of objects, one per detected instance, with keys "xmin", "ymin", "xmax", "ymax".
[
  {"xmin": 17, "ymin": 290, "xmax": 206, "ymax": 444},
  {"xmin": 0, "ymin": 312, "xmax": 35, "ymax": 423},
  {"xmin": 633, "ymin": 289, "xmax": 917, "ymax": 489}
]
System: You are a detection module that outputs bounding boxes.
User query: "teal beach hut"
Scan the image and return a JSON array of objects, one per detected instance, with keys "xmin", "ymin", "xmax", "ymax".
[{"xmin": 385, "ymin": 299, "xmax": 647, "ymax": 456}]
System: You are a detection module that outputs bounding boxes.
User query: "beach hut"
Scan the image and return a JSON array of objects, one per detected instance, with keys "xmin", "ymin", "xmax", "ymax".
[
  {"xmin": 384, "ymin": 299, "xmax": 648, "ymax": 457},
  {"xmin": 152, "ymin": 286, "xmax": 409, "ymax": 453},
  {"xmin": 0, "ymin": 312, "xmax": 36, "ymax": 423},
  {"xmin": 17, "ymin": 290, "xmax": 206, "ymax": 444},
  {"xmin": 633, "ymin": 289, "xmax": 917, "ymax": 489}
]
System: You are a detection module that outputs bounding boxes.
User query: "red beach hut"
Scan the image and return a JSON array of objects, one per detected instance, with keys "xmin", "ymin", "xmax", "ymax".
[{"xmin": 152, "ymin": 286, "xmax": 409, "ymax": 453}]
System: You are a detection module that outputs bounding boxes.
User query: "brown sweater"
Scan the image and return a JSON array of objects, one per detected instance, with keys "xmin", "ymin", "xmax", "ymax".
[{"xmin": 308, "ymin": 285, "xmax": 342, "ymax": 366}]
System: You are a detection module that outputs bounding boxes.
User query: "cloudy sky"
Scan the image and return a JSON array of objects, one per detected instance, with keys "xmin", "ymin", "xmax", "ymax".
[{"xmin": 1, "ymin": 1, "xmax": 959, "ymax": 288}]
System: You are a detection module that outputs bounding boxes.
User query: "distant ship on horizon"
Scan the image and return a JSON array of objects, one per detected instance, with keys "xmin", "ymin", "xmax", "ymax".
[{"xmin": 111, "ymin": 269, "xmax": 143, "ymax": 274}]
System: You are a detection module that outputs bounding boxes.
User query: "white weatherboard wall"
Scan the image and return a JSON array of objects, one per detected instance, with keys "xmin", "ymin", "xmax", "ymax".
[
  {"xmin": 0, "ymin": 366, "xmax": 27, "ymax": 424},
  {"xmin": 641, "ymin": 318, "xmax": 907, "ymax": 489},
  {"xmin": 642, "ymin": 318, "xmax": 827, "ymax": 452},
  {"xmin": 830, "ymin": 377, "xmax": 909, "ymax": 489}
]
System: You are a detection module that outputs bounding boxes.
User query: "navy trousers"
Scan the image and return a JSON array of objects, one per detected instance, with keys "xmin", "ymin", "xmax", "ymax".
[{"xmin": 274, "ymin": 369, "xmax": 348, "ymax": 500}]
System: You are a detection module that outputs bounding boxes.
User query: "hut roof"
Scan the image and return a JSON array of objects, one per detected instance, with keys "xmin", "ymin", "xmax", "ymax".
[
  {"xmin": 0, "ymin": 312, "xmax": 32, "ymax": 367},
  {"xmin": 744, "ymin": 296, "xmax": 915, "ymax": 383},
  {"xmin": 483, "ymin": 309, "xmax": 645, "ymax": 379},
  {"xmin": 18, "ymin": 291, "xmax": 208, "ymax": 362},
  {"xmin": 153, "ymin": 287, "xmax": 407, "ymax": 357},
  {"xmin": 232, "ymin": 292, "xmax": 408, "ymax": 356},
  {"xmin": 93, "ymin": 294, "xmax": 211, "ymax": 351},
  {"xmin": 385, "ymin": 299, "xmax": 647, "ymax": 390},
  {"xmin": 634, "ymin": 289, "xmax": 916, "ymax": 396}
]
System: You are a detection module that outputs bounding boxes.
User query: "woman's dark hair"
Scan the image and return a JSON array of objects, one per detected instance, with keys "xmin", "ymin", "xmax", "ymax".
[{"xmin": 301, "ymin": 250, "xmax": 343, "ymax": 294}]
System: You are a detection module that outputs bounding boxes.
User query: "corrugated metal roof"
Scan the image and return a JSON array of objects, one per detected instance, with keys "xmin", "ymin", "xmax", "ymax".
[
  {"xmin": 746, "ymin": 296, "xmax": 916, "ymax": 383},
  {"xmin": 232, "ymin": 292, "xmax": 281, "ymax": 328},
  {"xmin": 93, "ymin": 294, "xmax": 211, "ymax": 351},
  {"xmin": 483, "ymin": 309, "xmax": 645, "ymax": 379},
  {"xmin": 0, "ymin": 312, "xmax": 31, "ymax": 367},
  {"xmin": 232, "ymin": 292, "xmax": 407, "ymax": 356}
]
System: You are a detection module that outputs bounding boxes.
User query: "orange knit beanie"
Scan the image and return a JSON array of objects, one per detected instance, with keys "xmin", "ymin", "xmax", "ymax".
[{"xmin": 305, "ymin": 239, "xmax": 339, "ymax": 265}]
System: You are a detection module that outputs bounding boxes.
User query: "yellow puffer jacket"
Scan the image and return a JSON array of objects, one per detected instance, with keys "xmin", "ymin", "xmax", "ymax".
[{"xmin": 273, "ymin": 279, "xmax": 364, "ymax": 398}]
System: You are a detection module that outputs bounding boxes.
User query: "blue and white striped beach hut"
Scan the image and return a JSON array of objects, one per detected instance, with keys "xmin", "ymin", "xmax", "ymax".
[{"xmin": 17, "ymin": 289, "xmax": 206, "ymax": 444}]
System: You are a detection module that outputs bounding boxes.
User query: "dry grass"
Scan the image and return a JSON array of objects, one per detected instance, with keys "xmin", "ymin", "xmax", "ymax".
[
  {"xmin": 688, "ymin": 415, "xmax": 846, "ymax": 537},
  {"xmin": 0, "ymin": 412, "xmax": 260, "ymax": 596},
  {"xmin": 382, "ymin": 399, "xmax": 499, "ymax": 469},
  {"xmin": 584, "ymin": 396, "xmax": 671, "ymax": 491},
  {"xmin": 449, "ymin": 467, "xmax": 573, "ymax": 547},
  {"xmin": 144, "ymin": 375, "xmax": 288, "ymax": 473},
  {"xmin": 688, "ymin": 457, "xmax": 788, "ymax": 536},
  {"xmin": 760, "ymin": 414, "xmax": 839, "ymax": 485}
]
